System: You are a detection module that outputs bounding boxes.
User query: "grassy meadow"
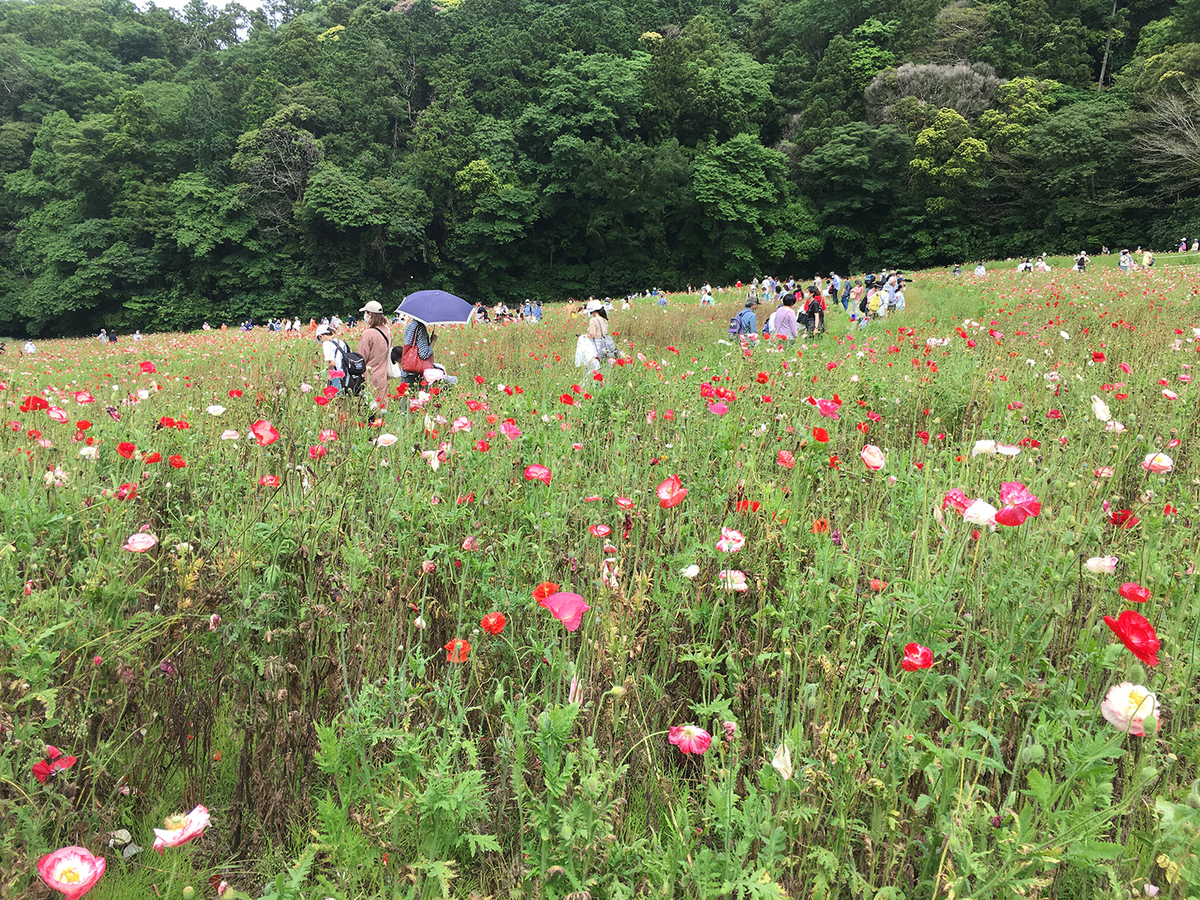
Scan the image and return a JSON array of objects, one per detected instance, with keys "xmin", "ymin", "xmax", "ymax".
[{"xmin": 2, "ymin": 264, "xmax": 1200, "ymax": 900}]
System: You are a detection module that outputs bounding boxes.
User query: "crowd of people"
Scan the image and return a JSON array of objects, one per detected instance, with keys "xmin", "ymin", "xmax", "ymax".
[{"xmin": 721, "ymin": 270, "xmax": 908, "ymax": 340}]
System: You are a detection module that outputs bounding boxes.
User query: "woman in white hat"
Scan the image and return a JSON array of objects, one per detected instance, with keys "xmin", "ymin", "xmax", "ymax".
[
  {"xmin": 585, "ymin": 299, "xmax": 614, "ymax": 370},
  {"xmin": 358, "ymin": 300, "xmax": 391, "ymax": 413}
]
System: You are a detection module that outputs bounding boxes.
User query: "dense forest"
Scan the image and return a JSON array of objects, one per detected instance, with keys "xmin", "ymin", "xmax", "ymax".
[{"xmin": 1, "ymin": 0, "xmax": 1199, "ymax": 333}]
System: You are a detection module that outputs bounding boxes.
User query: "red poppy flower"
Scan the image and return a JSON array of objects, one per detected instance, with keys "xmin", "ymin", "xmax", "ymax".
[
  {"xmin": 1092, "ymin": 351, "xmax": 1105, "ymax": 362},
  {"xmin": 259, "ymin": 475, "xmax": 281, "ymax": 488},
  {"xmin": 20, "ymin": 395, "xmax": 49, "ymax": 412},
  {"xmin": 533, "ymin": 582, "xmax": 560, "ymax": 605},
  {"xmin": 1118, "ymin": 582, "xmax": 1150, "ymax": 604},
  {"xmin": 589, "ymin": 524, "xmax": 612, "ymax": 537},
  {"xmin": 308, "ymin": 445, "xmax": 327, "ymax": 460},
  {"xmin": 810, "ymin": 518, "xmax": 829, "ymax": 534},
  {"xmin": 139, "ymin": 361, "xmax": 157, "ymax": 374},
  {"xmin": 474, "ymin": 440, "xmax": 490, "ymax": 452},
  {"xmin": 777, "ymin": 450, "xmax": 795, "ymax": 469},
  {"xmin": 142, "ymin": 452, "xmax": 161, "ymax": 464},
  {"xmin": 917, "ymin": 431, "xmax": 930, "ymax": 445},
  {"xmin": 159, "ymin": 417, "xmax": 175, "ymax": 428},
  {"xmin": 117, "ymin": 442, "xmax": 136, "ymax": 459},
  {"xmin": 812, "ymin": 427, "xmax": 829, "ymax": 443},
  {"xmin": 116, "ymin": 482, "xmax": 137, "ymax": 501},
  {"xmin": 524, "ymin": 464, "xmax": 552, "ymax": 485},
  {"xmin": 1046, "ymin": 409, "xmax": 1063, "ymax": 419},
  {"xmin": 251, "ymin": 419, "xmax": 280, "ymax": 446},
  {"xmin": 1110, "ymin": 509, "xmax": 1139, "ymax": 529},
  {"xmin": 314, "ymin": 396, "xmax": 329, "ymax": 406},
  {"xmin": 828, "ymin": 455, "xmax": 840, "ymax": 469},
  {"xmin": 76, "ymin": 420, "xmax": 91, "ymax": 431},
  {"xmin": 1103, "ymin": 609, "xmax": 1159, "ymax": 666},
  {"xmin": 656, "ymin": 474, "xmax": 687, "ymax": 508},
  {"xmin": 901, "ymin": 643, "xmax": 933, "ymax": 671},
  {"xmin": 229, "ymin": 389, "xmax": 243, "ymax": 398},
  {"xmin": 756, "ymin": 372, "xmax": 769, "ymax": 384},
  {"xmin": 32, "ymin": 746, "xmax": 77, "ymax": 783},
  {"xmin": 444, "ymin": 639, "xmax": 471, "ymax": 663},
  {"xmin": 481, "ymin": 612, "xmax": 506, "ymax": 635},
  {"xmin": 169, "ymin": 455, "xmax": 186, "ymax": 469},
  {"xmin": 474, "ymin": 375, "xmax": 486, "ymax": 385},
  {"xmin": 560, "ymin": 394, "xmax": 575, "ymax": 406}
]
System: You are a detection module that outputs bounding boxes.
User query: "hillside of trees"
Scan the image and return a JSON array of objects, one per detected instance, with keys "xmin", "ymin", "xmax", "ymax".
[{"xmin": 2, "ymin": 0, "xmax": 1200, "ymax": 334}]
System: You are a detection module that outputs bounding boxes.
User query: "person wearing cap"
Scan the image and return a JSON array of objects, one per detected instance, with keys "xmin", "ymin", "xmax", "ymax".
[
  {"xmin": 316, "ymin": 323, "xmax": 343, "ymax": 393},
  {"xmin": 358, "ymin": 300, "xmax": 392, "ymax": 413}
]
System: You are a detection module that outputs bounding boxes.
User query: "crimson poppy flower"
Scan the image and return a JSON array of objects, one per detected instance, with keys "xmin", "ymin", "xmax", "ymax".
[
  {"xmin": 20, "ymin": 396, "xmax": 49, "ymax": 412},
  {"xmin": 524, "ymin": 464, "xmax": 552, "ymax": 485},
  {"xmin": 314, "ymin": 396, "xmax": 329, "ymax": 406},
  {"xmin": 251, "ymin": 420, "xmax": 280, "ymax": 446},
  {"xmin": 589, "ymin": 524, "xmax": 612, "ymax": 537},
  {"xmin": 668, "ymin": 725, "xmax": 712, "ymax": 755},
  {"xmin": 229, "ymin": 389, "xmax": 243, "ymax": 398},
  {"xmin": 1046, "ymin": 409, "xmax": 1063, "ymax": 419},
  {"xmin": 117, "ymin": 442, "xmax": 136, "ymax": 459},
  {"xmin": 559, "ymin": 394, "xmax": 575, "ymax": 406},
  {"xmin": 917, "ymin": 431, "xmax": 930, "ymax": 445},
  {"xmin": 901, "ymin": 643, "xmax": 933, "ymax": 671},
  {"xmin": 32, "ymin": 746, "xmax": 77, "ymax": 783},
  {"xmin": 532, "ymin": 582, "xmax": 559, "ymax": 605},
  {"xmin": 142, "ymin": 452, "xmax": 161, "ymax": 464},
  {"xmin": 76, "ymin": 420, "xmax": 91, "ymax": 432},
  {"xmin": 158, "ymin": 417, "xmax": 175, "ymax": 428},
  {"xmin": 756, "ymin": 372, "xmax": 769, "ymax": 384},
  {"xmin": 116, "ymin": 483, "xmax": 137, "ymax": 501},
  {"xmin": 168, "ymin": 455, "xmax": 186, "ymax": 469},
  {"xmin": 812, "ymin": 427, "xmax": 829, "ymax": 443},
  {"xmin": 656, "ymin": 474, "xmax": 687, "ymax": 508},
  {"xmin": 1118, "ymin": 582, "xmax": 1150, "ymax": 604},
  {"xmin": 139, "ymin": 361, "xmax": 157, "ymax": 374},
  {"xmin": 481, "ymin": 612, "xmax": 506, "ymax": 635},
  {"xmin": 1103, "ymin": 609, "xmax": 1159, "ymax": 666},
  {"xmin": 1110, "ymin": 509, "xmax": 1139, "ymax": 529},
  {"xmin": 474, "ymin": 440, "xmax": 490, "ymax": 452},
  {"xmin": 444, "ymin": 639, "xmax": 471, "ymax": 663}
]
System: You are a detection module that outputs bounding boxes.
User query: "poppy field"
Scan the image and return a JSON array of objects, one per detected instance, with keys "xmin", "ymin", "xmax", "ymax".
[{"xmin": 2, "ymin": 266, "xmax": 1200, "ymax": 900}]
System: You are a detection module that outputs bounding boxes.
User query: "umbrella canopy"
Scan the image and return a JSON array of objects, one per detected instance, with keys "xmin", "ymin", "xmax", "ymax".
[{"xmin": 396, "ymin": 290, "xmax": 475, "ymax": 326}]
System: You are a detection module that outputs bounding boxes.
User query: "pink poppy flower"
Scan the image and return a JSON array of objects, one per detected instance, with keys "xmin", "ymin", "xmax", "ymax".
[
  {"xmin": 901, "ymin": 643, "xmax": 933, "ymax": 671},
  {"xmin": 1101, "ymin": 682, "xmax": 1159, "ymax": 736},
  {"xmin": 1085, "ymin": 556, "xmax": 1119, "ymax": 574},
  {"xmin": 318, "ymin": 429, "xmax": 338, "ymax": 443},
  {"xmin": 994, "ymin": 482, "xmax": 1042, "ymax": 527},
  {"xmin": 718, "ymin": 569, "xmax": 748, "ymax": 592},
  {"xmin": 963, "ymin": 499, "xmax": 998, "ymax": 528},
  {"xmin": 47, "ymin": 407, "xmax": 69, "ymax": 424},
  {"xmin": 122, "ymin": 533, "xmax": 157, "ymax": 552},
  {"xmin": 707, "ymin": 401, "xmax": 728, "ymax": 415},
  {"xmin": 715, "ymin": 527, "xmax": 745, "ymax": 552},
  {"xmin": 500, "ymin": 421, "xmax": 522, "ymax": 440},
  {"xmin": 1095, "ymin": 466, "xmax": 1115, "ymax": 478},
  {"xmin": 668, "ymin": 724, "xmax": 712, "ymax": 755},
  {"xmin": 542, "ymin": 591, "xmax": 591, "ymax": 632},
  {"xmin": 1142, "ymin": 452, "xmax": 1173, "ymax": 473},
  {"xmin": 616, "ymin": 497, "xmax": 634, "ymax": 509},
  {"xmin": 860, "ymin": 445, "xmax": 885, "ymax": 470},
  {"xmin": 462, "ymin": 535, "xmax": 480, "ymax": 552},
  {"xmin": 524, "ymin": 464, "xmax": 552, "ymax": 486},
  {"xmin": 308, "ymin": 445, "xmax": 328, "ymax": 460},
  {"xmin": 73, "ymin": 391, "xmax": 95, "ymax": 404},
  {"xmin": 942, "ymin": 489, "xmax": 972, "ymax": 515},
  {"xmin": 657, "ymin": 474, "xmax": 687, "ymax": 508},
  {"xmin": 589, "ymin": 524, "xmax": 612, "ymax": 537},
  {"xmin": 37, "ymin": 846, "xmax": 105, "ymax": 899},
  {"xmin": 777, "ymin": 450, "xmax": 795, "ymax": 469},
  {"xmin": 251, "ymin": 420, "xmax": 280, "ymax": 446},
  {"xmin": 259, "ymin": 475, "xmax": 281, "ymax": 487},
  {"xmin": 816, "ymin": 398, "xmax": 841, "ymax": 420},
  {"xmin": 152, "ymin": 805, "xmax": 210, "ymax": 853},
  {"xmin": 139, "ymin": 361, "xmax": 157, "ymax": 374}
]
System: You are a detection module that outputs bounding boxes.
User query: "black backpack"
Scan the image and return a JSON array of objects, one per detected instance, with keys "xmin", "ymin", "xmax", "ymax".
[{"xmin": 333, "ymin": 339, "xmax": 367, "ymax": 395}]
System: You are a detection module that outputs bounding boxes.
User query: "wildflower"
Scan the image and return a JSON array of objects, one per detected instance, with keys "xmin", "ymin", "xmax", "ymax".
[
  {"xmin": 37, "ymin": 846, "xmax": 106, "ymax": 899},
  {"xmin": 205, "ymin": 405, "xmax": 226, "ymax": 416},
  {"xmin": 1085, "ymin": 554, "xmax": 1119, "ymax": 574},
  {"xmin": 542, "ymin": 592, "xmax": 590, "ymax": 632},
  {"xmin": 168, "ymin": 455, "xmax": 186, "ymax": 469},
  {"xmin": 1091, "ymin": 395, "xmax": 1112, "ymax": 422},
  {"xmin": 942, "ymin": 489, "xmax": 972, "ymax": 514},
  {"xmin": 32, "ymin": 746, "xmax": 78, "ymax": 783},
  {"xmin": 901, "ymin": 643, "xmax": 933, "ymax": 671},
  {"xmin": 117, "ymin": 442, "xmax": 136, "ymax": 459},
  {"xmin": 771, "ymin": 744, "xmax": 793, "ymax": 781},
  {"xmin": 680, "ymin": 564, "xmax": 700, "ymax": 579},
  {"xmin": 962, "ymin": 499, "xmax": 998, "ymax": 529},
  {"xmin": 776, "ymin": 450, "xmax": 795, "ymax": 469},
  {"xmin": 481, "ymin": 612, "xmax": 506, "ymax": 635},
  {"xmin": 122, "ymin": 533, "xmax": 157, "ymax": 552},
  {"xmin": 258, "ymin": 475, "xmax": 281, "ymax": 488},
  {"xmin": 153, "ymin": 806, "xmax": 210, "ymax": 853},
  {"xmin": 994, "ymin": 482, "xmax": 1041, "ymax": 527},
  {"xmin": 718, "ymin": 569, "xmax": 749, "ymax": 592},
  {"xmin": 668, "ymin": 725, "xmax": 711, "ymax": 755},
  {"xmin": 811, "ymin": 518, "xmax": 829, "ymax": 534},
  {"xmin": 1118, "ymin": 582, "xmax": 1150, "ymax": 604},
  {"xmin": 1103, "ymin": 609, "xmax": 1160, "ymax": 666},
  {"xmin": 1101, "ymin": 682, "xmax": 1160, "ymax": 735},
  {"xmin": 524, "ymin": 464, "xmax": 552, "ymax": 486},
  {"xmin": 723, "ymin": 721, "xmax": 737, "ymax": 741},
  {"xmin": 1142, "ymin": 452, "xmax": 1173, "ymax": 474},
  {"xmin": 869, "ymin": 578, "xmax": 887, "ymax": 591},
  {"xmin": 812, "ymin": 427, "xmax": 829, "ymax": 442},
  {"xmin": 1110, "ymin": 509, "xmax": 1139, "ymax": 529},
  {"xmin": 461, "ymin": 536, "xmax": 480, "ymax": 552},
  {"xmin": 444, "ymin": 639, "xmax": 471, "ymax": 663},
  {"xmin": 589, "ymin": 524, "xmax": 612, "ymax": 537},
  {"xmin": 860, "ymin": 445, "xmax": 885, "ymax": 470},
  {"xmin": 250, "ymin": 420, "xmax": 280, "ymax": 446},
  {"xmin": 715, "ymin": 527, "xmax": 745, "ymax": 552},
  {"xmin": 532, "ymin": 582, "xmax": 560, "ymax": 603},
  {"xmin": 375, "ymin": 433, "xmax": 398, "ymax": 447},
  {"xmin": 221, "ymin": 429, "xmax": 239, "ymax": 441},
  {"xmin": 657, "ymin": 474, "xmax": 688, "ymax": 508}
]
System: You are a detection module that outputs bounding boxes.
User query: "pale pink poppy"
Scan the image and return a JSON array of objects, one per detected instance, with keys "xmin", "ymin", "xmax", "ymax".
[
  {"xmin": 500, "ymin": 421, "xmax": 523, "ymax": 440},
  {"xmin": 318, "ymin": 429, "xmax": 338, "ymax": 443},
  {"xmin": 715, "ymin": 527, "xmax": 745, "ymax": 552},
  {"xmin": 542, "ymin": 591, "xmax": 591, "ymax": 632},
  {"xmin": 1142, "ymin": 452, "xmax": 1173, "ymax": 474},
  {"xmin": 220, "ymin": 429, "xmax": 240, "ymax": 441},
  {"xmin": 1094, "ymin": 466, "xmax": 1115, "ymax": 478},
  {"xmin": 1163, "ymin": 389, "xmax": 1178, "ymax": 400},
  {"xmin": 73, "ymin": 391, "xmax": 95, "ymax": 404},
  {"xmin": 37, "ymin": 846, "xmax": 106, "ymax": 899},
  {"xmin": 962, "ymin": 499, "xmax": 998, "ymax": 528},
  {"xmin": 450, "ymin": 416, "xmax": 472, "ymax": 433},
  {"xmin": 152, "ymin": 805, "xmax": 210, "ymax": 853},
  {"xmin": 122, "ymin": 533, "xmax": 158, "ymax": 552},
  {"xmin": 994, "ymin": 482, "xmax": 1041, "ymax": 526},
  {"xmin": 718, "ymin": 569, "xmax": 749, "ymax": 592},
  {"xmin": 1100, "ymin": 682, "xmax": 1159, "ymax": 736},
  {"xmin": 47, "ymin": 407, "xmax": 69, "ymax": 424},
  {"xmin": 860, "ymin": 445, "xmax": 885, "ymax": 470},
  {"xmin": 374, "ymin": 433, "xmax": 398, "ymax": 447},
  {"xmin": 668, "ymin": 724, "xmax": 712, "ymax": 755},
  {"xmin": 462, "ymin": 535, "xmax": 480, "ymax": 552},
  {"xmin": 1085, "ymin": 555, "xmax": 1119, "ymax": 574}
]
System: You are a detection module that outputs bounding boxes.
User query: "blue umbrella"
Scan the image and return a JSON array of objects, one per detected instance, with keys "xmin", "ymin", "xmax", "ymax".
[{"xmin": 396, "ymin": 290, "xmax": 475, "ymax": 326}]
